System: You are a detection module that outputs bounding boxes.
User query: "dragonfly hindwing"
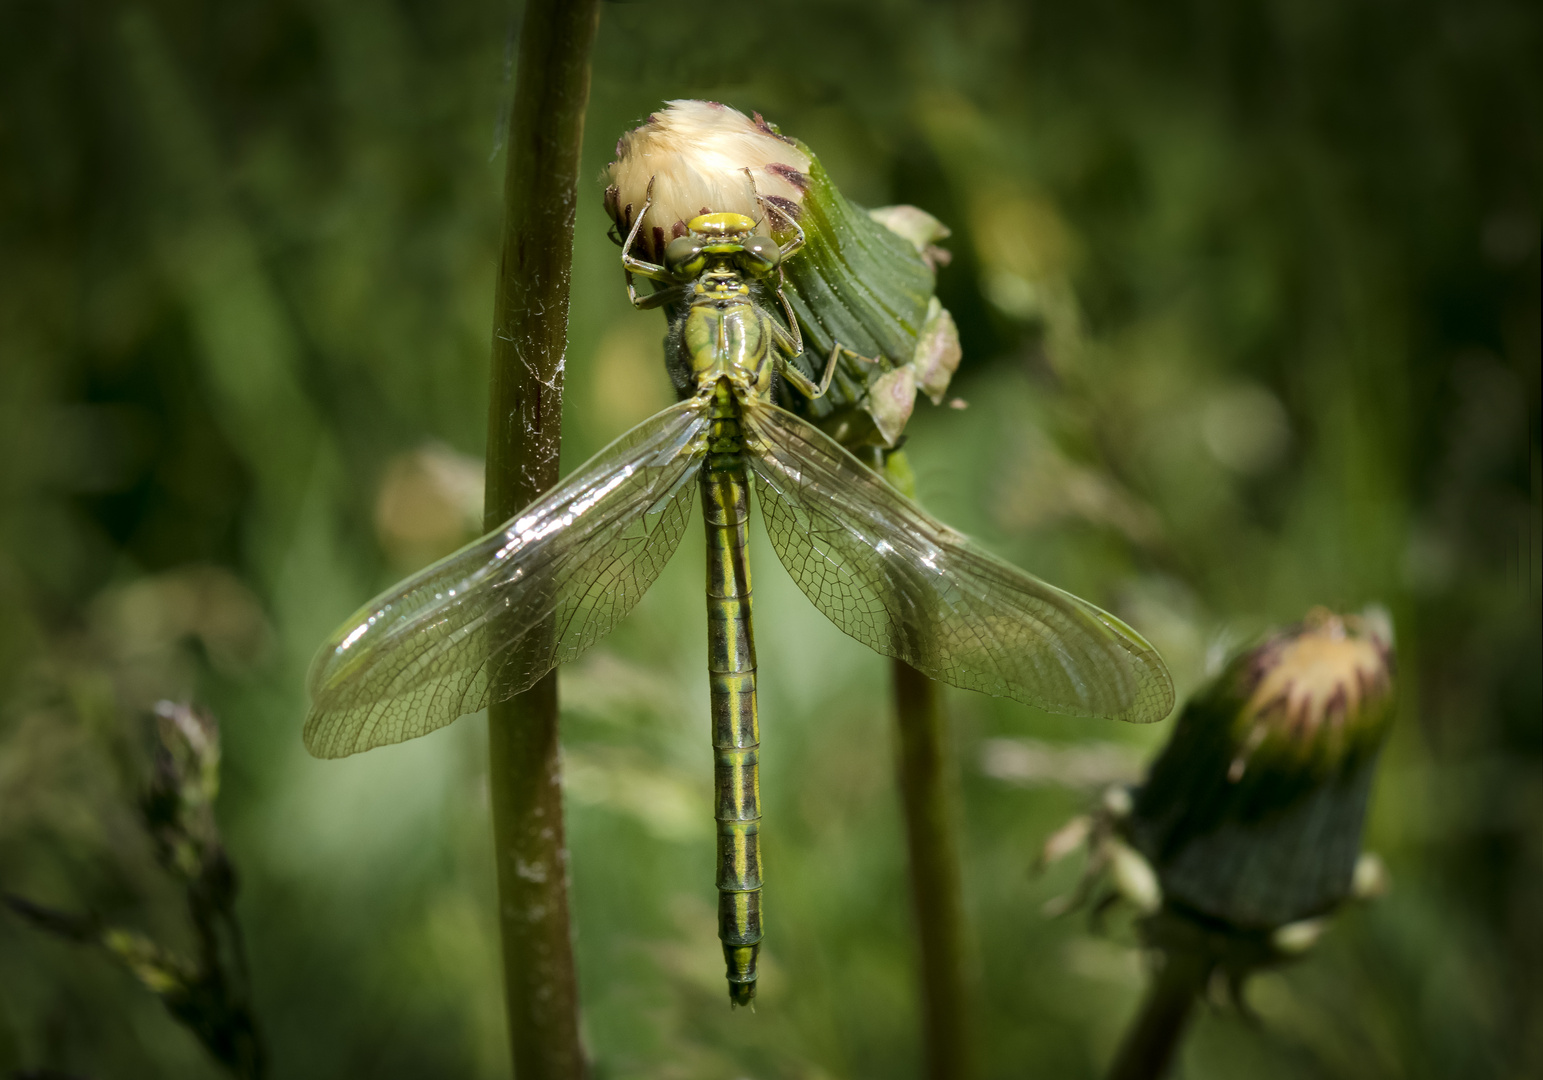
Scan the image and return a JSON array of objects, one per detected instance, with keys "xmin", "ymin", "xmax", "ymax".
[{"xmin": 742, "ymin": 400, "xmax": 1175, "ymax": 723}]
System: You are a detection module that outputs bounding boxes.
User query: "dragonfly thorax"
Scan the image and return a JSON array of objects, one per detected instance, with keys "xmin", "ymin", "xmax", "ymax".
[{"xmin": 682, "ymin": 288, "xmax": 779, "ymax": 399}]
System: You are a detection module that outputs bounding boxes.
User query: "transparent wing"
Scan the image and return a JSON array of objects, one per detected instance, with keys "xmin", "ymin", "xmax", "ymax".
[
  {"xmin": 305, "ymin": 398, "xmax": 710, "ymax": 758},
  {"xmin": 743, "ymin": 401, "xmax": 1174, "ymax": 723}
]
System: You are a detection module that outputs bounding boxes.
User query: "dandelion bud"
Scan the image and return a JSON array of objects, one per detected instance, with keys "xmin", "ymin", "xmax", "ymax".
[{"xmin": 1127, "ymin": 607, "xmax": 1395, "ymax": 930}]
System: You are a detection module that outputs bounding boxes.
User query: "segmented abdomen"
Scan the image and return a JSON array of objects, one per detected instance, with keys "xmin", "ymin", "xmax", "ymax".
[{"xmin": 702, "ymin": 381, "xmax": 761, "ymax": 1006}]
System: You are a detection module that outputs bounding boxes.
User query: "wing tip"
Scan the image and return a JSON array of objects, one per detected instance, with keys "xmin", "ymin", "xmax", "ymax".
[
  {"xmin": 1128, "ymin": 651, "xmax": 1178, "ymax": 725},
  {"xmin": 301, "ymin": 713, "xmax": 352, "ymax": 760},
  {"xmin": 1097, "ymin": 659, "xmax": 1176, "ymax": 725}
]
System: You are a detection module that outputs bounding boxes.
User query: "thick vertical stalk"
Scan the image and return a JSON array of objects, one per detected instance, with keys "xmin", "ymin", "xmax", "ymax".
[
  {"xmin": 483, "ymin": 0, "xmax": 599, "ymax": 1076},
  {"xmin": 892, "ymin": 659, "xmax": 974, "ymax": 1079},
  {"xmin": 1104, "ymin": 949, "xmax": 1209, "ymax": 1080},
  {"xmin": 884, "ymin": 450, "xmax": 974, "ymax": 1078}
]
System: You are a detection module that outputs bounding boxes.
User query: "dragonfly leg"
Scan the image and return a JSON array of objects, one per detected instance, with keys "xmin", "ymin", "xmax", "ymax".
[
  {"xmin": 779, "ymin": 340, "xmax": 868, "ymax": 401},
  {"xmin": 771, "ymin": 268, "xmax": 803, "ymax": 353},
  {"xmin": 629, "ymin": 282, "xmax": 689, "ymax": 311},
  {"xmin": 620, "ymin": 175, "xmax": 669, "ymax": 288},
  {"xmin": 744, "ymin": 166, "xmax": 805, "ymax": 259}
]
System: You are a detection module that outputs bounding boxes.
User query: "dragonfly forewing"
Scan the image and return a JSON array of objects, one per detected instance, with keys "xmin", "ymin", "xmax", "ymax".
[
  {"xmin": 305, "ymin": 398, "xmax": 711, "ymax": 758},
  {"xmin": 742, "ymin": 400, "xmax": 1175, "ymax": 723}
]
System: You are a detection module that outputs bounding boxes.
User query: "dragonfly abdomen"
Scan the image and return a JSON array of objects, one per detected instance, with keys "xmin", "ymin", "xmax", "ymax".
[{"xmin": 702, "ymin": 381, "xmax": 762, "ymax": 1006}]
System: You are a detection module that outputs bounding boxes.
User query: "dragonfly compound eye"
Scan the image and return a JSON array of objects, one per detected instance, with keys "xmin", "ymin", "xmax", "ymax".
[
  {"xmin": 664, "ymin": 235, "xmax": 708, "ymax": 277},
  {"xmin": 737, "ymin": 235, "xmax": 781, "ymax": 274}
]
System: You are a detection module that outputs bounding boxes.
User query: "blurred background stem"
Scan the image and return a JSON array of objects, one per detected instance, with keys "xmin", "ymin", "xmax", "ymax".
[
  {"xmin": 1104, "ymin": 949, "xmax": 1208, "ymax": 1080},
  {"xmin": 893, "ymin": 659, "xmax": 975, "ymax": 1079},
  {"xmin": 886, "ymin": 451, "xmax": 975, "ymax": 1080},
  {"xmin": 484, "ymin": 0, "xmax": 599, "ymax": 1076}
]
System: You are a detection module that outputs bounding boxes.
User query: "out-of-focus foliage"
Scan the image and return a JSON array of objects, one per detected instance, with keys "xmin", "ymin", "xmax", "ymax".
[
  {"xmin": 0, "ymin": 1, "xmax": 1536, "ymax": 1078},
  {"xmin": 7, "ymin": 702, "xmax": 265, "ymax": 1077}
]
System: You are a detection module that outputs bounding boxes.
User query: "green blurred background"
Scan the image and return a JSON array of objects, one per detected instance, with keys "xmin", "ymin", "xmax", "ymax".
[{"xmin": 1, "ymin": 1, "xmax": 1538, "ymax": 1076}]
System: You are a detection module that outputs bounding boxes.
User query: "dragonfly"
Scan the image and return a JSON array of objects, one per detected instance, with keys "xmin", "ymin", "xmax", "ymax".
[{"xmin": 304, "ymin": 190, "xmax": 1175, "ymax": 1006}]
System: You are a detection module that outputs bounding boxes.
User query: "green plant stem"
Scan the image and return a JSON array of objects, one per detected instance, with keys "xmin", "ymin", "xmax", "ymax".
[
  {"xmin": 884, "ymin": 450, "xmax": 974, "ymax": 1079},
  {"xmin": 892, "ymin": 658, "xmax": 974, "ymax": 1080},
  {"xmin": 483, "ymin": 0, "xmax": 599, "ymax": 1076},
  {"xmin": 1105, "ymin": 948, "xmax": 1210, "ymax": 1080}
]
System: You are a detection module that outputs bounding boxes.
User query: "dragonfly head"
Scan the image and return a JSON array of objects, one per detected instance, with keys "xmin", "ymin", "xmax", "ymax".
[
  {"xmin": 664, "ymin": 212, "xmax": 782, "ymax": 280},
  {"xmin": 689, "ymin": 211, "xmax": 756, "ymax": 238}
]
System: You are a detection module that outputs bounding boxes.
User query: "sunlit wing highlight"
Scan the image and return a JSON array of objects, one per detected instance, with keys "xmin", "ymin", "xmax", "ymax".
[
  {"xmin": 304, "ymin": 398, "xmax": 711, "ymax": 758},
  {"xmin": 742, "ymin": 400, "xmax": 1175, "ymax": 723}
]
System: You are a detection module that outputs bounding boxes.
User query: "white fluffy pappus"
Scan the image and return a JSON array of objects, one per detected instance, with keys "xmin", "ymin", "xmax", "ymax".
[{"xmin": 606, "ymin": 100, "xmax": 811, "ymax": 256}]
